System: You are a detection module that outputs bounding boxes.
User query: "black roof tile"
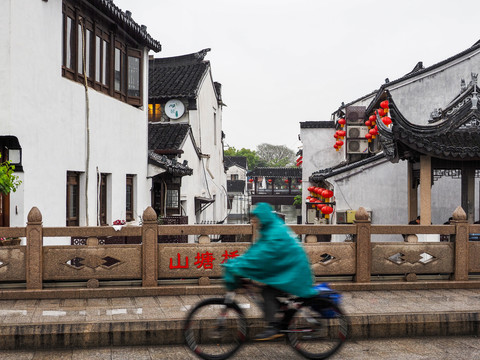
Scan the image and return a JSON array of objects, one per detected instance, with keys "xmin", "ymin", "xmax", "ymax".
[
  {"xmin": 225, "ymin": 156, "xmax": 247, "ymax": 170},
  {"xmin": 93, "ymin": 0, "xmax": 161, "ymax": 52},
  {"xmin": 148, "ymin": 123, "xmax": 190, "ymax": 150},
  {"xmin": 149, "ymin": 49, "xmax": 211, "ymax": 99},
  {"xmin": 148, "ymin": 151, "xmax": 192, "ymax": 177},
  {"xmin": 247, "ymin": 167, "xmax": 301, "ymax": 178}
]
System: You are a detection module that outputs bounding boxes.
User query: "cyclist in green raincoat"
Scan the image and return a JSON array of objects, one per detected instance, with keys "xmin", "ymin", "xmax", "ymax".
[{"xmin": 222, "ymin": 202, "xmax": 317, "ymax": 340}]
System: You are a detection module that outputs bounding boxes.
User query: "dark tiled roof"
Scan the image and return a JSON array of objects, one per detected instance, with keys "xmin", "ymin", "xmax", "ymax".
[
  {"xmin": 93, "ymin": 0, "xmax": 161, "ymax": 52},
  {"xmin": 300, "ymin": 121, "xmax": 336, "ymax": 129},
  {"xmin": 310, "ymin": 153, "xmax": 387, "ymax": 182},
  {"xmin": 148, "ymin": 123, "xmax": 190, "ymax": 150},
  {"xmin": 227, "ymin": 180, "xmax": 246, "ymax": 193},
  {"xmin": 224, "ymin": 156, "xmax": 247, "ymax": 170},
  {"xmin": 247, "ymin": 167, "xmax": 301, "ymax": 178},
  {"xmin": 149, "ymin": 49, "xmax": 211, "ymax": 99},
  {"xmin": 378, "ymin": 89, "xmax": 480, "ymax": 161},
  {"xmin": 148, "ymin": 151, "xmax": 192, "ymax": 176}
]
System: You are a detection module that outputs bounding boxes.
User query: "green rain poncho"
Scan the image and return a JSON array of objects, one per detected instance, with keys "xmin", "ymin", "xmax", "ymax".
[{"xmin": 222, "ymin": 202, "xmax": 318, "ymax": 298}]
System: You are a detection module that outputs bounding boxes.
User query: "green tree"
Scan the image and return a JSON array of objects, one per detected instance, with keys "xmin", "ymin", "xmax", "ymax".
[
  {"xmin": 256, "ymin": 143, "xmax": 296, "ymax": 167},
  {"xmin": 0, "ymin": 155, "xmax": 21, "ymax": 195},
  {"xmin": 224, "ymin": 147, "xmax": 266, "ymax": 169}
]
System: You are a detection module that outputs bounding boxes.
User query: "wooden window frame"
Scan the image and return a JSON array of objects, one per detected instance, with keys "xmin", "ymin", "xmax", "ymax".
[
  {"xmin": 126, "ymin": 175, "xmax": 134, "ymax": 222},
  {"xmin": 98, "ymin": 173, "xmax": 108, "ymax": 226},
  {"xmin": 66, "ymin": 172, "xmax": 80, "ymax": 226},
  {"xmin": 61, "ymin": 0, "xmax": 144, "ymax": 107}
]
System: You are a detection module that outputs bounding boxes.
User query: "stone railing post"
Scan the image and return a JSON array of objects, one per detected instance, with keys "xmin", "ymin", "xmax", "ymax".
[
  {"xmin": 26, "ymin": 207, "xmax": 43, "ymax": 290},
  {"xmin": 354, "ymin": 207, "xmax": 371, "ymax": 283},
  {"xmin": 452, "ymin": 206, "xmax": 469, "ymax": 281},
  {"xmin": 142, "ymin": 206, "xmax": 158, "ymax": 287}
]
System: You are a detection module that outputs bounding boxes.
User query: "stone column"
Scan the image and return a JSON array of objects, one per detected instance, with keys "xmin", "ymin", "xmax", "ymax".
[
  {"xmin": 419, "ymin": 155, "xmax": 432, "ymax": 225},
  {"xmin": 26, "ymin": 207, "xmax": 43, "ymax": 290},
  {"xmin": 452, "ymin": 206, "xmax": 469, "ymax": 281},
  {"xmin": 142, "ymin": 206, "xmax": 158, "ymax": 287},
  {"xmin": 354, "ymin": 207, "xmax": 371, "ymax": 283}
]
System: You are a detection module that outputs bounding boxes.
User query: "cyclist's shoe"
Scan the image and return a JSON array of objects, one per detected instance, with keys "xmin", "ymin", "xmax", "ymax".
[{"xmin": 254, "ymin": 326, "xmax": 284, "ymax": 341}]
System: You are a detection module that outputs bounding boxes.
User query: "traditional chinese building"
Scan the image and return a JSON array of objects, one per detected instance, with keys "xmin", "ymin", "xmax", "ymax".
[
  {"xmin": 148, "ymin": 49, "xmax": 228, "ymax": 228},
  {"xmin": 302, "ymin": 40, "xmax": 480, "ymax": 236},
  {"xmin": 247, "ymin": 167, "xmax": 302, "ymax": 224},
  {"xmin": 0, "ymin": 0, "xmax": 161, "ymax": 242},
  {"xmin": 224, "ymin": 156, "xmax": 249, "ymax": 224},
  {"xmin": 376, "ymin": 73, "xmax": 480, "ymax": 224}
]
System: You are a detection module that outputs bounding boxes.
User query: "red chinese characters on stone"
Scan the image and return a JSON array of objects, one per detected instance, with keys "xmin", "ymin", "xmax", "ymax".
[
  {"xmin": 221, "ymin": 250, "xmax": 239, "ymax": 264},
  {"xmin": 169, "ymin": 250, "xmax": 241, "ymax": 270},
  {"xmin": 194, "ymin": 252, "xmax": 216, "ymax": 269},
  {"xmin": 169, "ymin": 253, "xmax": 189, "ymax": 269}
]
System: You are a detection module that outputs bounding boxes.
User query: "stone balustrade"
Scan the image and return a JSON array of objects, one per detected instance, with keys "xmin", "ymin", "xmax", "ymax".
[{"xmin": 0, "ymin": 206, "xmax": 479, "ymax": 299}]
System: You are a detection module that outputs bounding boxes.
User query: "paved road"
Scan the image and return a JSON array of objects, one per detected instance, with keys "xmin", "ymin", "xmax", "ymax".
[{"xmin": 0, "ymin": 336, "xmax": 478, "ymax": 360}]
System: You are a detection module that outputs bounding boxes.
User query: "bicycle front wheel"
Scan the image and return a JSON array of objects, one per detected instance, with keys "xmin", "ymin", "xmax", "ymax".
[
  {"xmin": 286, "ymin": 301, "xmax": 347, "ymax": 360},
  {"xmin": 184, "ymin": 297, "xmax": 247, "ymax": 360}
]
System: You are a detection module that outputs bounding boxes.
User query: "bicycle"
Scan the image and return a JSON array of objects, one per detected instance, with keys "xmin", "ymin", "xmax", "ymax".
[{"xmin": 183, "ymin": 279, "xmax": 348, "ymax": 360}]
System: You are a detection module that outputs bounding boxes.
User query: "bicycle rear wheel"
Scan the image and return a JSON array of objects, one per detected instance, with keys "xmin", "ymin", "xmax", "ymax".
[
  {"xmin": 286, "ymin": 301, "xmax": 347, "ymax": 359},
  {"xmin": 184, "ymin": 297, "xmax": 247, "ymax": 360}
]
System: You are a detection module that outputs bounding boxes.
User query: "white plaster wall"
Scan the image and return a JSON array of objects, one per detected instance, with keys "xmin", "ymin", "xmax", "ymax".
[
  {"xmin": 388, "ymin": 50, "xmax": 480, "ymax": 124},
  {"xmin": 227, "ymin": 165, "xmax": 247, "ymax": 181},
  {"xmin": 1, "ymin": 0, "xmax": 151, "ymax": 244},
  {"xmin": 300, "ymin": 124, "xmax": 342, "ymax": 223}
]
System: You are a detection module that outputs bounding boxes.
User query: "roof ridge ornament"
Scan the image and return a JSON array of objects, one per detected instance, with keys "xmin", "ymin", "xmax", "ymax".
[{"xmin": 471, "ymin": 72, "xmax": 478, "ymax": 110}]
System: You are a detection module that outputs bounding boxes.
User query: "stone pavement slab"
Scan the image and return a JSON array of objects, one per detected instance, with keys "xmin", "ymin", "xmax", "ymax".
[
  {"xmin": 0, "ymin": 289, "xmax": 478, "ymax": 350},
  {"xmin": 0, "ymin": 336, "xmax": 479, "ymax": 359}
]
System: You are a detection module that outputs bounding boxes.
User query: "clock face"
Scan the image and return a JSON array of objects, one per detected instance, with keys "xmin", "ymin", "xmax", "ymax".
[{"xmin": 165, "ymin": 99, "xmax": 185, "ymax": 119}]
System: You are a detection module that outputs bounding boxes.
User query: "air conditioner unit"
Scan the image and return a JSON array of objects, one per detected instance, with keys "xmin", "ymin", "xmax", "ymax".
[
  {"xmin": 347, "ymin": 125, "xmax": 369, "ymax": 138},
  {"xmin": 336, "ymin": 210, "xmax": 347, "ymax": 224},
  {"xmin": 345, "ymin": 106, "xmax": 366, "ymax": 125},
  {"xmin": 347, "ymin": 139, "xmax": 369, "ymax": 154}
]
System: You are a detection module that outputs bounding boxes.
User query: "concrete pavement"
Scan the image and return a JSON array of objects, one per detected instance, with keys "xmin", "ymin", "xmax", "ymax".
[{"xmin": 0, "ymin": 288, "xmax": 479, "ymax": 350}]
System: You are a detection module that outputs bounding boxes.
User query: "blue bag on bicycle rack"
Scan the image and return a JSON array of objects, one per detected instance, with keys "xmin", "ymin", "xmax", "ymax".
[{"xmin": 313, "ymin": 283, "xmax": 342, "ymax": 318}]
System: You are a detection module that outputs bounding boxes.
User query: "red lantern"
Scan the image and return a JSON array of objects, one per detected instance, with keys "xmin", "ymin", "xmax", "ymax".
[
  {"xmin": 333, "ymin": 144, "xmax": 339, "ymax": 151},
  {"xmin": 268, "ymin": 179, "xmax": 272, "ymax": 183},
  {"xmin": 365, "ymin": 133, "xmax": 372, "ymax": 142},
  {"xmin": 284, "ymin": 179, "xmax": 289, "ymax": 184},
  {"xmin": 322, "ymin": 189, "xmax": 333, "ymax": 199},
  {"xmin": 308, "ymin": 186, "xmax": 314, "ymax": 192},
  {"xmin": 338, "ymin": 118, "xmax": 346, "ymax": 127},
  {"xmin": 321, "ymin": 206, "xmax": 334, "ymax": 219},
  {"xmin": 365, "ymin": 120, "xmax": 371, "ymax": 128},
  {"xmin": 382, "ymin": 116, "xmax": 392, "ymax": 126},
  {"xmin": 248, "ymin": 178, "xmax": 254, "ymax": 183},
  {"xmin": 378, "ymin": 108, "xmax": 386, "ymax": 117},
  {"xmin": 369, "ymin": 114, "xmax": 376, "ymax": 122},
  {"xmin": 335, "ymin": 140, "xmax": 344, "ymax": 147},
  {"xmin": 380, "ymin": 100, "xmax": 389, "ymax": 109},
  {"xmin": 339, "ymin": 130, "xmax": 346, "ymax": 138},
  {"xmin": 369, "ymin": 128, "xmax": 377, "ymax": 139}
]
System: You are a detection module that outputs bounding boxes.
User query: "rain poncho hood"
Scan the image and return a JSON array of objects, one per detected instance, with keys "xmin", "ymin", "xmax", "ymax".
[{"xmin": 222, "ymin": 202, "xmax": 317, "ymax": 298}]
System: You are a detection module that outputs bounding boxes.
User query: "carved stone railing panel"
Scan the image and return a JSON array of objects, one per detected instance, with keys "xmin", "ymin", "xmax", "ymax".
[
  {"xmin": 43, "ymin": 245, "xmax": 141, "ymax": 281},
  {"xmin": 469, "ymin": 241, "xmax": 480, "ymax": 273},
  {"xmin": 306, "ymin": 243, "xmax": 356, "ymax": 276},
  {"xmin": 0, "ymin": 247, "xmax": 26, "ymax": 281},
  {"xmin": 159, "ymin": 243, "xmax": 249, "ymax": 279},
  {"xmin": 372, "ymin": 243, "xmax": 454, "ymax": 275}
]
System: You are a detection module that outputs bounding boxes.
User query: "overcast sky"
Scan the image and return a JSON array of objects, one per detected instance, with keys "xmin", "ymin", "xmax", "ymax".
[{"xmin": 114, "ymin": 0, "xmax": 480, "ymax": 152}]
